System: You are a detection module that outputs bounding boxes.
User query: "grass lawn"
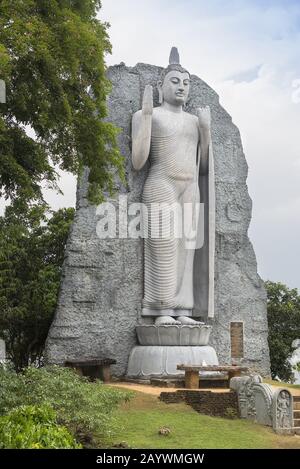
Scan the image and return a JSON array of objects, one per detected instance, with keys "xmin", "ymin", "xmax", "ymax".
[{"xmin": 106, "ymin": 389, "xmax": 300, "ymax": 449}]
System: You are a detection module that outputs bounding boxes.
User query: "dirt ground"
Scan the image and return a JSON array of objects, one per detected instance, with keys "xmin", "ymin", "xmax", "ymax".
[
  {"xmin": 110, "ymin": 381, "xmax": 237, "ymax": 395},
  {"xmin": 109, "ymin": 380, "xmax": 300, "ymax": 397}
]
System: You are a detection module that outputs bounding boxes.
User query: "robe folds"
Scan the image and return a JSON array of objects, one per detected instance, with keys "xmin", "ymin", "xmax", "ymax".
[{"xmin": 141, "ymin": 114, "xmax": 215, "ymax": 320}]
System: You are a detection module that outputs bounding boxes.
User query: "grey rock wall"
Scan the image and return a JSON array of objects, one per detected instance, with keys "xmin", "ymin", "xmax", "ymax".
[{"xmin": 45, "ymin": 63, "xmax": 271, "ymax": 377}]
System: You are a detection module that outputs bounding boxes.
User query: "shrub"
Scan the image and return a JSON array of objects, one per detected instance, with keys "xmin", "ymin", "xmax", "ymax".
[
  {"xmin": 0, "ymin": 365, "xmax": 132, "ymax": 446},
  {"xmin": 0, "ymin": 405, "xmax": 81, "ymax": 449}
]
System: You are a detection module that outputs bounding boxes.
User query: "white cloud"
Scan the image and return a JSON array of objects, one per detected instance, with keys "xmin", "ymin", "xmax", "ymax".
[
  {"xmin": 101, "ymin": 0, "xmax": 300, "ymax": 83},
  {"xmin": 217, "ymin": 63, "xmax": 300, "ymax": 288}
]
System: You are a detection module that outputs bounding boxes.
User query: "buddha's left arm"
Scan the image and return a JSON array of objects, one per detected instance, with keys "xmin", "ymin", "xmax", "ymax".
[
  {"xmin": 199, "ymin": 127, "xmax": 211, "ymax": 175},
  {"xmin": 197, "ymin": 106, "xmax": 211, "ymax": 175}
]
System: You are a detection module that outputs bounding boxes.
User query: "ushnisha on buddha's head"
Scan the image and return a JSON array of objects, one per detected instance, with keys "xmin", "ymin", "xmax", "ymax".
[{"xmin": 158, "ymin": 47, "xmax": 191, "ymax": 107}]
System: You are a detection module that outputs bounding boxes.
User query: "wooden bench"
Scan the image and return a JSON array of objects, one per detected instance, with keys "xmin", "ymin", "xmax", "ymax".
[
  {"xmin": 65, "ymin": 358, "xmax": 116, "ymax": 383},
  {"xmin": 177, "ymin": 364, "xmax": 249, "ymax": 389}
]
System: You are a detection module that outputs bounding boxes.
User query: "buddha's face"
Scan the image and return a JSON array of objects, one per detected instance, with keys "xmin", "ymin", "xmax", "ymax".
[{"xmin": 159, "ymin": 70, "xmax": 190, "ymax": 106}]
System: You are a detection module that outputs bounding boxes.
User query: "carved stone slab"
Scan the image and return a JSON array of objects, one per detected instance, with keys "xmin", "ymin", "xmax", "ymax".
[{"xmin": 272, "ymin": 388, "xmax": 294, "ymax": 434}]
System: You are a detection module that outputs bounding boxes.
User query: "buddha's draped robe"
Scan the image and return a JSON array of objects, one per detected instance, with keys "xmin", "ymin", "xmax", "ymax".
[{"xmin": 141, "ymin": 109, "xmax": 200, "ymax": 316}]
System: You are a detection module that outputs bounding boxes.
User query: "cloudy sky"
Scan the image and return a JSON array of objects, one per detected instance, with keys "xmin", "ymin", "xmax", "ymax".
[{"xmin": 39, "ymin": 0, "xmax": 300, "ymax": 290}]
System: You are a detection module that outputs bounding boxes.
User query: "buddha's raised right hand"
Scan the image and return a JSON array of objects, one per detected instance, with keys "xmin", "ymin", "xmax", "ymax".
[
  {"xmin": 197, "ymin": 105, "xmax": 211, "ymax": 131},
  {"xmin": 142, "ymin": 85, "xmax": 153, "ymax": 116},
  {"xmin": 132, "ymin": 85, "xmax": 153, "ymax": 170}
]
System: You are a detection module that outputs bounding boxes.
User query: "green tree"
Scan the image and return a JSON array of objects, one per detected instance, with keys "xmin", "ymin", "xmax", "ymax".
[
  {"xmin": 0, "ymin": 405, "xmax": 81, "ymax": 449},
  {"xmin": 266, "ymin": 281, "xmax": 300, "ymax": 382},
  {"xmin": 0, "ymin": 0, "xmax": 124, "ymax": 205},
  {"xmin": 0, "ymin": 203, "xmax": 74, "ymax": 370}
]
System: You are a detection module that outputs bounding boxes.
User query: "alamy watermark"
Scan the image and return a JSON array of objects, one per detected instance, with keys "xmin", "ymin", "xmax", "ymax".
[{"xmin": 95, "ymin": 195, "xmax": 205, "ymax": 250}]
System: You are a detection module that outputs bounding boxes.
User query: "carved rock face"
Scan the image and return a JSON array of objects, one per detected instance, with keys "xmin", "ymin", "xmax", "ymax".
[{"xmin": 45, "ymin": 62, "xmax": 271, "ymax": 378}]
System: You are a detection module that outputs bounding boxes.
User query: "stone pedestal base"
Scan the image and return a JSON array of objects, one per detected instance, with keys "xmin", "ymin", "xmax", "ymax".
[{"xmin": 126, "ymin": 346, "xmax": 218, "ymax": 379}]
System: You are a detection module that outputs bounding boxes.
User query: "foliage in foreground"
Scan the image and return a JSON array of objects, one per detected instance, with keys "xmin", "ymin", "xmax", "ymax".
[
  {"xmin": 266, "ymin": 281, "xmax": 300, "ymax": 382},
  {"xmin": 0, "ymin": 365, "xmax": 132, "ymax": 446},
  {"xmin": 0, "ymin": 404, "xmax": 81, "ymax": 449},
  {"xmin": 0, "ymin": 205, "xmax": 74, "ymax": 370}
]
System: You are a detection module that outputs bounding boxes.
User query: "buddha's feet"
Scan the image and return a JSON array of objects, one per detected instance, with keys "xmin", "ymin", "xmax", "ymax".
[
  {"xmin": 154, "ymin": 315, "xmax": 203, "ymax": 326},
  {"xmin": 176, "ymin": 316, "xmax": 204, "ymax": 325},
  {"xmin": 155, "ymin": 316, "xmax": 181, "ymax": 325}
]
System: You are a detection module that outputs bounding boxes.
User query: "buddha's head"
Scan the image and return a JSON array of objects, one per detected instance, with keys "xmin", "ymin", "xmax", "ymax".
[{"xmin": 158, "ymin": 48, "xmax": 190, "ymax": 107}]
